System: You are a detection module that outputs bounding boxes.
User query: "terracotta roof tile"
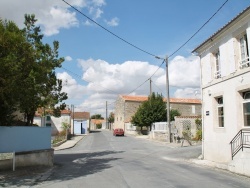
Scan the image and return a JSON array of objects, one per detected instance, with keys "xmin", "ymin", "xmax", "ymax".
[
  {"xmin": 73, "ymin": 112, "xmax": 90, "ymax": 119},
  {"xmin": 121, "ymin": 95, "xmax": 201, "ymax": 104}
]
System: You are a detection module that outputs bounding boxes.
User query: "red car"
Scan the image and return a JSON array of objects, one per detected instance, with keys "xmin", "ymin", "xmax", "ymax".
[{"xmin": 113, "ymin": 128, "xmax": 124, "ymax": 136}]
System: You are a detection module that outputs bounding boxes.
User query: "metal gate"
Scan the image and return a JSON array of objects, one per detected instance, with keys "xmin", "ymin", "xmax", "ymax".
[{"xmin": 74, "ymin": 120, "xmax": 87, "ymax": 134}]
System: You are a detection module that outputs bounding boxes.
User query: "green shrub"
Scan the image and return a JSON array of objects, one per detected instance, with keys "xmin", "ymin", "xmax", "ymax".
[{"xmin": 96, "ymin": 123, "xmax": 102, "ymax": 129}]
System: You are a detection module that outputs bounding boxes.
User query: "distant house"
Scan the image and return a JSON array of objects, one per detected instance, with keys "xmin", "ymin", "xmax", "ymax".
[
  {"xmin": 114, "ymin": 95, "xmax": 201, "ymax": 129},
  {"xmin": 71, "ymin": 112, "xmax": 90, "ymax": 135},
  {"xmin": 34, "ymin": 110, "xmax": 90, "ymax": 136},
  {"xmin": 90, "ymin": 119, "xmax": 106, "ymax": 130},
  {"xmin": 193, "ymin": 6, "xmax": 250, "ymax": 176}
]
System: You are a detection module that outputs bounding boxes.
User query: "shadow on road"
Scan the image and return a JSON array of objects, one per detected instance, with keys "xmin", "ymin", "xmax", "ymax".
[{"xmin": 46, "ymin": 150, "xmax": 124, "ymax": 182}]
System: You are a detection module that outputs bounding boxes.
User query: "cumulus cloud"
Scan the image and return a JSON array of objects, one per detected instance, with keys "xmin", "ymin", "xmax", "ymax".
[
  {"xmin": 105, "ymin": 17, "xmax": 119, "ymax": 26},
  {"xmin": 78, "ymin": 58, "xmax": 164, "ymax": 95},
  {"xmin": 0, "ymin": 0, "xmax": 109, "ymax": 36},
  {"xmin": 58, "ymin": 56, "xmax": 200, "ymax": 116},
  {"xmin": 173, "ymin": 88, "xmax": 201, "ymax": 99},
  {"xmin": 156, "ymin": 55, "xmax": 200, "ymax": 88},
  {"xmin": 57, "ymin": 72, "xmax": 87, "ymax": 99},
  {"xmin": 65, "ymin": 56, "xmax": 73, "ymax": 61}
]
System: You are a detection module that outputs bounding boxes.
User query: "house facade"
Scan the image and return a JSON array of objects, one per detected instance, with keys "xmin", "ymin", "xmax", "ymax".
[
  {"xmin": 72, "ymin": 112, "xmax": 90, "ymax": 135},
  {"xmin": 193, "ymin": 6, "xmax": 250, "ymax": 176},
  {"xmin": 114, "ymin": 95, "xmax": 201, "ymax": 129},
  {"xmin": 34, "ymin": 110, "xmax": 90, "ymax": 136}
]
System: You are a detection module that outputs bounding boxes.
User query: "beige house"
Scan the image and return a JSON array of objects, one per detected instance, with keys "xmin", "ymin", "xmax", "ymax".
[
  {"xmin": 114, "ymin": 95, "xmax": 201, "ymax": 129},
  {"xmin": 193, "ymin": 6, "xmax": 250, "ymax": 176}
]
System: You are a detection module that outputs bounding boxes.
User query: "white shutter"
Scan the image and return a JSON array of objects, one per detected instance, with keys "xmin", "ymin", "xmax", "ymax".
[
  {"xmin": 228, "ymin": 38, "xmax": 236, "ymax": 73},
  {"xmin": 219, "ymin": 44, "xmax": 227, "ymax": 77}
]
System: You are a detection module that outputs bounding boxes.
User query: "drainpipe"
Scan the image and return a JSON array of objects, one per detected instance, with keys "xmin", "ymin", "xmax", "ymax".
[{"xmin": 199, "ymin": 55, "xmax": 204, "ymax": 159}]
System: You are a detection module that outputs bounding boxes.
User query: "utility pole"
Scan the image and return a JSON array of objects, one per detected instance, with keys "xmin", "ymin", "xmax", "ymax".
[
  {"xmin": 106, "ymin": 101, "xmax": 108, "ymax": 130},
  {"xmin": 71, "ymin": 104, "xmax": 74, "ymax": 135},
  {"xmin": 150, "ymin": 78, "xmax": 152, "ymax": 96},
  {"xmin": 165, "ymin": 56, "xmax": 171, "ymax": 142}
]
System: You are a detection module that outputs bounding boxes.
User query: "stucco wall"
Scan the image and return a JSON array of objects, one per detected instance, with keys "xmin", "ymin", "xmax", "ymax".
[{"xmin": 199, "ymin": 12, "xmax": 250, "ymax": 165}]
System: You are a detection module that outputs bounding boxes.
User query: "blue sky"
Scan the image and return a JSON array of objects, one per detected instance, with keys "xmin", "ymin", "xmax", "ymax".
[{"xmin": 1, "ymin": 0, "xmax": 250, "ymax": 117}]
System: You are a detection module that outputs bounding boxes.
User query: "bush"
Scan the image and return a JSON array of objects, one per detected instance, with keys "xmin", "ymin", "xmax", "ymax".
[
  {"xmin": 194, "ymin": 130, "xmax": 202, "ymax": 141},
  {"xmin": 96, "ymin": 123, "xmax": 102, "ymax": 129}
]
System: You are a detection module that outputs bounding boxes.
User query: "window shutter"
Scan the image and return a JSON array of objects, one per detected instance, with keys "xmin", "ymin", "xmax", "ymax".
[{"xmin": 228, "ymin": 38, "xmax": 236, "ymax": 73}]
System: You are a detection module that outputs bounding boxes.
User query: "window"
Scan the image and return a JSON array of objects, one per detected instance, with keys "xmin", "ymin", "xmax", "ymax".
[
  {"xmin": 46, "ymin": 115, "xmax": 51, "ymax": 121},
  {"xmin": 239, "ymin": 33, "xmax": 249, "ymax": 69},
  {"xmin": 214, "ymin": 50, "xmax": 221, "ymax": 78},
  {"xmin": 243, "ymin": 91, "xmax": 250, "ymax": 126},
  {"xmin": 217, "ymin": 97, "xmax": 224, "ymax": 127}
]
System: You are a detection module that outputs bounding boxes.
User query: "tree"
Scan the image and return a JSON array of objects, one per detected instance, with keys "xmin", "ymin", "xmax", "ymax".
[
  {"xmin": 170, "ymin": 109, "xmax": 181, "ymax": 121},
  {"xmin": 131, "ymin": 93, "xmax": 167, "ymax": 131},
  {"xmin": 91, "ymin": 114, "xmax": 104, "ymax": 119},
  {"xmin": 131, "ymin": 93, "xmax": 181, "ymax": 131},
  {"xmin": 0, "ymin": 15, "xmax": 68, "ymax": 126},
  {"xmin": 0, "ymin": 19, "xmax": 31, "ymax": 125},
  {"xmin": 108, "ymin": 112, "xmax": 114, "ymax": 123}
]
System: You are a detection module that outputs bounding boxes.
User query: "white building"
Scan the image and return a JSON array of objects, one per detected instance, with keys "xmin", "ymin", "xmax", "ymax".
[{"xmin": 193, "ymin": 6, "xmax": 250, "ymax": 176}]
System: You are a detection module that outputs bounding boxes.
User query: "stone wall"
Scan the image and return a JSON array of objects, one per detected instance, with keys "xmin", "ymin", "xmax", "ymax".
[{"xmin": 0, "ymin": 149, "xmax": 54, "ymax": 170}]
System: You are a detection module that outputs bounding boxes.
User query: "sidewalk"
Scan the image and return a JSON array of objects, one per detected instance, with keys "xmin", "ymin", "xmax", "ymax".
[{"xmin": 53, "ymin": 135, "xmax": 85, "ymax": 151}]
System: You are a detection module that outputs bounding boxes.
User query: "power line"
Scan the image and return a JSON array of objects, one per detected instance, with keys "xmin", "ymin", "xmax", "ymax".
[
  {"xmin": 168, "ymin": 0, "xmax": 229, "ymax": 58},
  {"xmin": 61, "ymin": 0, "xmax": 230, "ymax": 105},
  {"xmin": 62, "ymin": 0, "xmax": 162, "ymax": 60},
  {"xmin": 147, "ymin": 0, "xmax": 229, "ymax": 80}
]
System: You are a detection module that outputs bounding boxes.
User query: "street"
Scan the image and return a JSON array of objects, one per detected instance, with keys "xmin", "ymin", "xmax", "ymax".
[
  {"xmin": 30, "ymin": 130, "xmax": 249, "ymax": 188},
  {"xmin": 2, "ymin": 130, "xmax": 250, "ymax": 188}
]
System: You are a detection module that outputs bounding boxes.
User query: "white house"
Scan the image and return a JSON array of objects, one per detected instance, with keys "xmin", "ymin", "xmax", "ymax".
[{"xmin": 193, "ymin": 6, "xmax": 250, "ymax": 176}]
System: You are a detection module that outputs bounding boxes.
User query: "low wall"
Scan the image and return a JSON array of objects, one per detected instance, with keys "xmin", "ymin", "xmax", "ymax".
[
  {"xmin": 0, "ymin": 149, "xmax": 54, "ymax": 170},
  {"xmin": 0, "ymin": 126, "xmax": 51, "ymax": 153}
]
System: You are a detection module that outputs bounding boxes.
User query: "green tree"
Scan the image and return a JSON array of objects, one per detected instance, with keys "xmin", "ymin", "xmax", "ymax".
[
  {"xmin": 0, "ymin": 19, "xmax": 31, "ymax": 125},
  {"xmin": 0, "ymin": 15, "xmax": 67, "ymax": 126},
  {"xmin": 170, "ymin": 109, "xmax": 181, "ymax": 121},
  {"xmin": 91, "ymin": 114, "xmax": 104, "ymax": 119},
  {"xmin": 108, "ymin": 112, "xmax": 114, "ymax": 123},
  {"xmin": 131, "ymin": 93, "xmax": 167, "ymax": 131},
  {"xmin": 131, "ymin": 105, "xmax": 144, "ymax": 130},
  {"xmin": 131, "ymin": 93, "xmax": 181, "ymax": 131}
]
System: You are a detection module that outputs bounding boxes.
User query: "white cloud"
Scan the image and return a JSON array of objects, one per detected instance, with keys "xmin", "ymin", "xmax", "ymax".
[
  {"xmin": 156, "ymin": 55, "xmax": 200, "ymax": 88},
  {"xmin": 105, "ymin": 17, "xmax": 119, "ymax": 26},
  {"xmin": 60, "ymin": 56, "xmax": 201, "ymax": 116},
  {"xmin": 174, "ymin": 88, "xmax": 201, "ymax": 99},
  {"xmin": 0, "ymin": 0, "xmax": 109, "ymax": 36},
  {"xmin": 57, "ymin": 72, "xmax": 87, "ymax": 99},
  {"xmin": 65, "ymin": 56, "xmax": 73, "ymax": 61}
]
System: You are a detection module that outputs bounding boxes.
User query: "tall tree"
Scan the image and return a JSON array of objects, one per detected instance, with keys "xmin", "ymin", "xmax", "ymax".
[
  {"xmin": 19, "ymin": 14, "xmax": 67, "ymax": 125},
  {"xmin": 0, "ymin": 19, "xmax": 31, "ymax": 125},
  {"xmin": 0, "ymin": 15, "xmax": 68, "ymax": 126}
]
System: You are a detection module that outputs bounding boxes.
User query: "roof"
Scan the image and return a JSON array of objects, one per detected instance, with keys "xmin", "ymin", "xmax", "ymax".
[
  {"xmin": 72, "ymin": 112, "xmax": 90, "ymax": 119},
  {"xmin": 91, "ymin": 119, "xmax": 105, "ymax": 124},
  {"xmin": 193, "ymin": 6, "xmax": 250, "ymax": 53},
  {"xmin": 121, "ymin": 95, "xmax": 201, "ymax": 104},
  {"xmin": 35, "ymin": 108, "xmax": 71, "ymax": 117}
]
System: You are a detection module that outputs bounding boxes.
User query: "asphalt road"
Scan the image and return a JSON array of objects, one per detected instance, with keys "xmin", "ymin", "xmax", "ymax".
[{"xmin": 28, "ymin": 130, "xmax": 250, "ymax": 187}]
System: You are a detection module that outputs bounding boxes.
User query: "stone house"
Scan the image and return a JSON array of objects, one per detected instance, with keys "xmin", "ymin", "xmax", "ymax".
[
  {"xmin": 193, "ymin": 6, "xmax": 250, "ymax": 176},
  {"xmin": 114, "ymin": 95, "xmax": 201, "ymax": 129}
]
